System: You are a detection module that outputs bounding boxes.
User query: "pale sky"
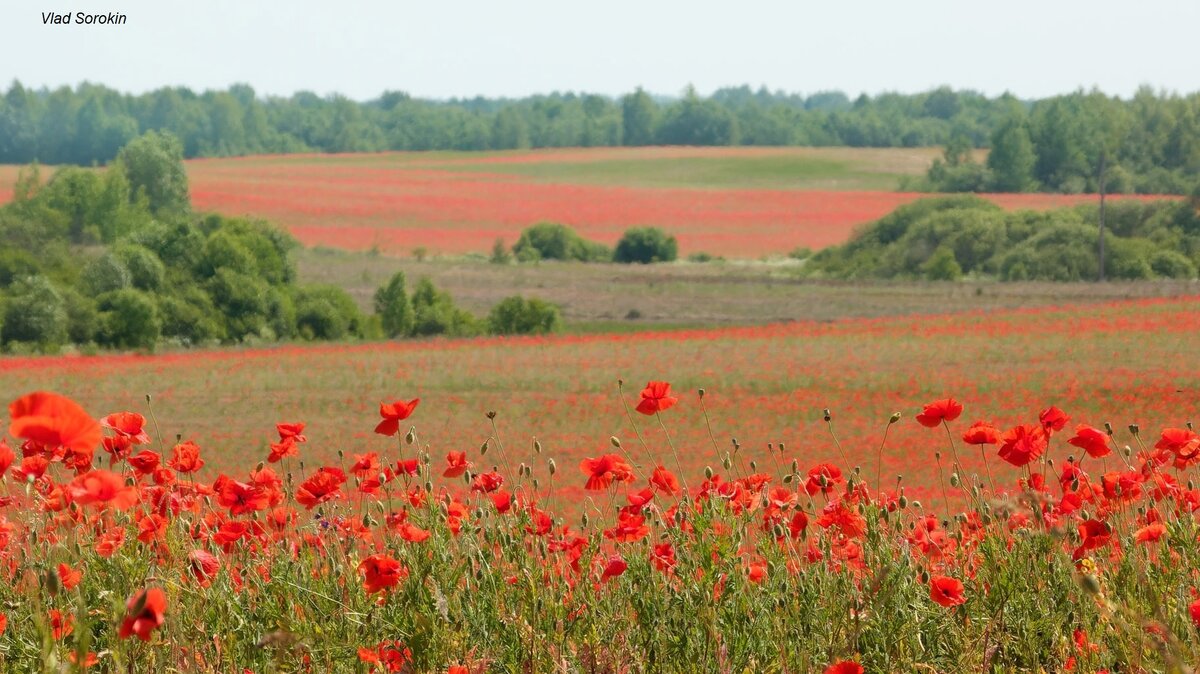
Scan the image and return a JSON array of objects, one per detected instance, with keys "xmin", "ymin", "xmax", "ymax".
[{"xmin": 2, "ymin": 0, "xmax": 1198, "ymax": 101}]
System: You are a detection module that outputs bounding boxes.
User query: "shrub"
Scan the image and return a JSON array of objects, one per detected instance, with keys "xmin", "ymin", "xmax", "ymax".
[
  {"xmin": 487, "ymin": 296, "xmax": 563, "ymax": 335},
  {"xmin": 513, "ymin": 222, "xmax": 610, "ymax": 262},
  {"xmin": 81, "ymin": 252, "xmax": 131, "ymax": 295},
  {"xmin": 157, "ymin": 287, "xmax": 226, "ymax": 345},
  {"xmin": 1148, "ymin": 249, "xmax": 1197, "ymax": 279},
  {"xmin": 613, "ymin": 227, "xmax": 678, "ymax": 264},
  {"xmin": 374, "ymin": 271, "xmax": 414, "ymax": 338},
  {"xmin": 0, "ymin": 276, "xmax": 68, "ymax": 350},
  {"xmin": 60, "ymin": 286, "xmax": 99, "ymax": 345},
  {"xmin": 293, "ymin": 285, "xmax": 365, "ymax": 341},
  {"xmin": 113, "ymin": 244, "xmax": 166, "ymax": 291},
  {"xmin": 411, "ymin": 278, "xmax": 479, "ymax": 337},
  {"xmin": 490, "ymin": 238, "xmax": 512, "ymax": 264},
  {"xmin": 96, "ymin": 288, "xmax": 161, "ymax": 350},
  {"xmin": 921, "ymin": 246, "xmax": 963, "ymax": 281},
  {"xmin": 206, "ymin": 268, "xmax": 271, "ymax": 341}
]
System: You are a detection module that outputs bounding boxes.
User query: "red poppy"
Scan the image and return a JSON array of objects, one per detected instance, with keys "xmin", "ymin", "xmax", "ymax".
[
  {"xmin": 1190, "ymin": 597, "xmax": 1200, "ymax": 628},
  {"xmin": 651, "ymin": 542, "xmax": 677, "ymax": 572},
  {"xmin": 349, "ymin": 452, "xmax": 381, "ymax": 479},
  {"xmin": 58, "ymin": 563, "xmax": 82, "ymax": 590},
  {"xmin": 215, "ymin": 476, "xmax": 270, "ymax": 515},
  {"xmin": 189, "ymin": 549, "xmax": 221, "ymax": 587},
  {"xmin": 998, "ymin": 424, "xmax": 1047, "ymax": 467},
  {"xmin": 580, "ymin": 454, "xmax": 635, "ymax": 491},
  {"xmin": 49, "ymin": 609, "xmax": 73, "ymax": 639},
  {"xmin": 68, "ymin": 470, "xmax": 139, "ymax": 510},
  {"xmin": 961, "ymin": 421, "xmax": 1000, "ymax": 445},
  {"xmin": 398, "ymin": 521, "xmax": 431, "ymax": 543},
  {"xmin": 1134, "ymin": 522, "xmax": 1167, "ymax": 544},
  {"xmin": 804, "ymin": 463, "xmax": 843, "ymax": 496},
  {"xmin": 374, "ymin": 399, "xmax": 420, "ymax": 437},
  {"xmin": 604, "ymin": 512, "xmax": 650, "ymax": 543},
  {"xmin": 491, "ymin": 490, "xmax": 512, "ymax": 514},
  {"xmin": 1067, "ymin": 424, "xmax": 1112, "ymax": 458},
  {"xmin": 68, "ymin": 652, "xmax": 99, "ymax": 668},
  {"xmin": 1039, "ymin": 405, "xmax": 1070, "ymax": 434},
  {"xmin": 915, "ymin": 398, "xmax": 963, "ymax": 428},
  {"xmin": 168, "ymin": 441, "xmax": 205, "ymax": 473},
  {"xmin": 635, "ymin": 381, "xmax": 678, "ymax": 415},
  {"xmin": 9, "ymin": 391, "xmax": 102, "ymax": 453},
  {"xmin": 127, "ymin": 450, "xmax": 161, "ymax": 476},
  {"xmin": 825, "ymin": 661, "xmax": 864, "ymax": 674},
  {"xmin": 276, "ymin": 422, "xmax": 307, "ymax": 443},
  {"xmin": 442, "ymin": 451, "xmax": 471, "ymax": 478},
  {"xmin": 600, "ymin": 554, "xmax": 627, "ymax": 582},
  {"xmin": 267, "ymin": 438, "xmax": 299, "ymax": 463},
  {"xmin": 295, "ymin": 467, "xmax": 346, "ymax": 509},
  {"xmin": 358, "ymin": 554, "xmax": 407, "ymax": 594},
  {"xmin": 1073, "ymin": 519, "xmax": 1112, "ymax": 560},
  {"xmin": 471, "ymin": 471, "xmax": 504, "ymax": 493},
  {"xmin": 649, "ymin": 465, "xmax": 680, "ymax": 495},
  {"xmin": 448, "ymin": 666, "xmax": 469, "ymax": 674},
  {"xmin": 137, "ymin": 513, "xmax": 167, "ymax": 544},
  {"xmin": 118, "ymin": 587, "xmax": 167, "ymax": 641},
  {"xmin": 0, "ymin": 612, "xmax": 5, "ymax": 635},
  {"xmin": 929, "ymin": 575, "xmax": 966, "ymax": 607},
  {"xmin": 0, "ymin": 440, "xmax": 13, "ymax": 478},
  {"xmin": 101, "ymin": 412, "xmax": 151, "ymax": 444}
]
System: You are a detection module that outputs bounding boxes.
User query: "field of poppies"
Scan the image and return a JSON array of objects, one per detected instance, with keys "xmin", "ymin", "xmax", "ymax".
[
  {"xmin": 177, "ymin": 148, "xmax": 1167, "ymax": 258},
  {"xmin": 0, "ymin": 296, "xmax": 1197, "ymax": 671}
]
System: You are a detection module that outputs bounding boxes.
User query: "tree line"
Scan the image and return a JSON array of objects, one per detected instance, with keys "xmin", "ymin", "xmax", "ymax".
[{"xmin": 1, "ymin": 81, "xmax": 1196, "ymax": 193}]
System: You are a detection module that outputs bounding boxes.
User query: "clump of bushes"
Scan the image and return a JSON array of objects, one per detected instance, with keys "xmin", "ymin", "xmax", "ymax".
[
  {"xmin": 509, "ymin": 222, "xmax": 680, "ymax": 265},
  {"xmin": 613, "ymin": 227, "xmax": 678, "ymax": 264}
]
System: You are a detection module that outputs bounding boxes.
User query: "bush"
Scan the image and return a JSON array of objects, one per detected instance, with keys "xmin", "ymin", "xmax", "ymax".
[
  {"xmin": 113, "ymin": 244, "xmax": 166, "ymax": 291},
  {"xmin": 921, "ymin": 246, "xmax": 963, "ymax": 281},
  {"xmin": 206, "ymin": 268, "xmax": 271, "ymax": 341},
  {"xmin": 60, "ymin": 286, "xmax": 99, "ymax": 345},
  {"xmin": 487, "ymin": 296, "xmax": 563, "ymax": 335},
  {"xmin": 81, "ymin": 252, "xmax": 131, "ymax": 295},
  {"xmin": 96, "ymin": 288, "xmax": 161, "ymax": 350},
  {"xmin": 157, "ymin": 287, "xmax": 226, "ymax": 345},
  {"xmin": 293, "ymin": 285, "xmax": 365, "ymax": 341},
  {"xmin": 513, "ymin": 222, "xmax": 610, "ymax": 262},
  {"xmin": 613, "ymin": 227, "xmax": 678, "ymax": 264},
  {"xmin": 410, "ymin": 278, "xmax": 479, "ymax": 337},
  {"xmin": 1148, "ymin": 249, "xmax": 1197, "ymax": 279},
  {"xmin": 374, "ymin": 271, "xmax": 414, "ymax": 338},
  {"xmin": 1, "ymin": 276, "xmax": 68, "ymax": 350},
  {"xmin": 490, "ymin": 238, "xmax": 512, "ymax": 264}
]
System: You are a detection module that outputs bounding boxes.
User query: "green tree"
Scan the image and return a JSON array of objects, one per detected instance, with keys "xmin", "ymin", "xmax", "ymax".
[
  {"xmin": 987, "ymin": 117, "xmax": 1037, "ymax": 192},
  {"xmin": 1, "ymin": 276, "xmax": 68, "ymax": 350},
  {"xmin": 621, "ymin": 88, "xmax": 659, "ymax": 146},
  {"xmin": 115, "ymin": 130, "xmax": 190, "ymax": 216},
  {"xmin": 97, "ymin": 289, "xmax": 161, "ymax": 350},
  {"xmin": 613, "ymin": 227, "xmax": 678, "ymax": 264},
  {"xmin": 374, "ymin": 271, "xmax": 414, "ymax": 338},
  {"xmin": 487, "ymin": 296, "xmax": 563, "ymax": 335},
  {"xmin": 410, "ymin": 278, "xmax": 479, "ymax": 337}
]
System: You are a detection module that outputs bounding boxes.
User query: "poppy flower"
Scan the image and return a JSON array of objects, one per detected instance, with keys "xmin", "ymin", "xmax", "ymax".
[
  {"xmin": 1067, "ymin": 424, "xmax": 1112, "ymax": 458},
  {"xmin": 0, "ymin": 612, "xmax": 6, "ymax": 636},
  {"xmin": 49, "ymin": 609, "xmax": 73, "ymax": 639},
  {"xmin": 491, "ymin": 490, "xmax": 512, "ymax": 514},
  {"xmin": 168, "ymin": 441, "xmax": 205, "ymax": 474},
  {"xmin": 1190, "ymin": 597, "xmax": 1200, "ymax": 628},
  {"xmin": 68, "ymin": 470, "xmax": 139, "ymax": 510},
  {"xmin": 215, "ymin": 476, "xmax": 270, "ymax": 515},
  {"xmin": 9, "ymin": 391, "xmax": 102, "ymax": 453},
  {"xmin": 101, "ymin": 412, "xmax": 151, "ymax": 445},
  {"xmin": 448, "ymin": 666, "xmax": 469, "ymax": 674},
  {"xmin": 127, "ymin": 450, "xmax": 161, "ymax": 476},
  {"xmin": 295, "ymin": 467, "xmax": 346, "ymax": 509},
  {"xmin": 998, "ymin": 424, "xmax": 1047, "ymax": 468},
  {"xmin": 276, "ymin": 422, "xmax": 307, "ymax": 443},
  {"xmin": 580, "ymin": 454, "xmax": 635, "ymax": 491},
  {"xmin": 929, "ymin": 575, "xmax": 966, "ymax": 607},
  {"xmin": 188, "ymin": 549, "xmax": 221, "ymax": 587},
  {"xmin": 915, "ymin": 398, "xmax": 963, "ymax": 428},
  {"xmin": 0, "ymin": 440, "xmax": 13, "ymax": 478},
  {"xmin": 398, "ymin": 521, "xmax": 431, "ymax": 543},
  {"xmin": 600, "ymin": 554, "xmax": 627, "ymax": 582},
  {"xmin": 804, "ymin": 463, "xmax": 843, "ymax": 496},
  {"xmin": 635, "ymin": 382, "xmax": 678, "ymax": 415},
  {"xmin": 825, "ymin": 661, "xmax": 864, "ymax": 674},
  {"xmin": 358, "ymin": 554, "xmax": 407, "ymax": 594},
  {"xmin": 961, "ymin": 421, "xmax": 1000, "ymax": 445},
  {"xmin": 651, "ymin": 542, "xmax": 677, "ymax": 572},
  {"xmin": 374, "ymin": 399, "xmax": 420, "ymax": 437},
  {"xmin": 442, "ymin": 451, "xmax": 471, "ymax": 478},
  {"xmin": 649, "ymin": 465, "xmax": 680, "ymax": 495},
  {"xmin": 267, "ymin": 438, "xmax": 298, "ymax": 463},
  {"xmin": 1039, "ymin": 406, "xmax": 1070, "ymax": 434},
  {"xmin": 118, "ymin": 587, "xmax": 167, "ymax": 641},
  {"xmin": 471, "ymin": 471, "xmax": 504, "ymax": 493},
  {"xmin": 58, "ymin": 563, "xmax": 82, "ymax": 590},
  {"xmin": 604, "ymin": 512, "xmax": 650, "ymax": 542},
  {"xmin": 1134, "ymin": 522, "xmax": 1167, "ymax": 544},
  {"xmin": 1073, "ymin": 519, "xmax": 1112, "ymax": 560},
  {"xmin": 68, "ymin": 652, "xmax": 99, "ymax": 668},
  {"xmin": 349, "ymin": 453, "xmax": 381, "ymax": 479}
]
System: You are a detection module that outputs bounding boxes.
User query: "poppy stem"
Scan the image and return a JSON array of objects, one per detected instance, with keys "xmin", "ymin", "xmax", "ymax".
[
  {"xmin": 656, "ymin": 412, "xmax": 689, "ymax": 494},
  {"xmin": 487, "ymin": 416, "xmax": 516, "ymax": 482},
  {"xmin": 978, "ymin": 444, "xmax": 996, "ymax": 493},
  {"xmin": 875, "ymin": 421, "xmax": 894, "ymax": 492},
  {"xmin": 616, "ymin": 381, "xmax": 652, "ymax": 468},
  {"xmin": 143, "ymin": 394, "xmax": 166, "ymax": 454},
  {"xmin": 824, "ymin": 418, "xmax": 851, "ymax": 472},
  {"xmin": 934, "ymin": 452, "xmax": 950, "ymax": 517}
]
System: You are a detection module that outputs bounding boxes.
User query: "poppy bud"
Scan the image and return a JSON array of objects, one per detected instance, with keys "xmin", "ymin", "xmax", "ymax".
[
  {"xmin": 1189, "ymin": 480, "xmax": 1195, "ymax": 491},
  {"xmin": 698, "ymin": 388, "xmax": 705, "ymax": 399},
  {"xmin": 1046, "ymin": 458, "xmax": 1054, "ymax": 468},
  {"xmin": 898, "ymin": 495, "xmax": 908, "ymax": 509},
  {"xmin": 548, "ymin": 459, "xmax": 557, "ymax": 475},
  {"xmin": 424, "ymin": 481, "xmax": 432, "ymax": 492},
  {"xmin": 783, "ymin": 474, "xmax": 793, "ymax": 484},
  {"xmin": 336, "ymin": 450, "xmax": 343, "ymax": 460},
  {"xmin": 405, "ymin": 429, "xmax": 415, "ymax": 445},
  {"xmin": 377, "ymin": 472, "xmax": 387, "ymax": 485},
  {"xmin": 534, "ymin": 439, "xmax": 542, "ymax": 454},
  {"xmin": 44, "ymin": 568, "xmax": 60, "ymax": 598},
  {"xmin": 1079, "ymin": 509, "xmax": 1091, "ymax": 521},
  {"xmin": 772, "ymin": 524, "xmax": 785, "ymax": 538},
  {"xmin": 618, "ymin": 378, "xmax": 624, "ymax": 387},
  {"xmin": 934, "ymin": 451, "xmax": 941, "ymax": 460},
  {"xmin": 532, "ymin": 478, "xmax": 539, "ymax": 489},
  {"xmin": 949, "ymin": 473, "xmax": 960, "ymax": 488},
  {"xmin": 818, "ymin": 474, "xmax": 828, "ymax": 488},
  {"xmin": 823, "ymin": 409, "xmax": 831, "ymax": 422},
  {"xmin": 791, "ymin": 460, "xmax": 798, "ymax": 473},
  {"xmin": 705, "ymin": 466, "xmax": 714, "ymax": 480},
  {"xmin": 299, "ymin": 460, "xmax": 306, "ymax": 471},
  {"xmin": 480, "ymin": 440, "xmax": 489, "ymax": 455},
  {"xmin": 919, "ymin": 570, "xmax": 929, "ymax": 584},
  {"xmin": 146, "ymin": 393, "xmax": 152, "ymax": 403},
  {"xmin": 610, "ymin": 436, "xmax": 621, "ymax": 448},
  {"xmin": 749, "ymin": 460, "xmax": 757, "ymax": 472},
  {"xmin": 779, "ymin": 443, "xmax": 786, "ymax": 453},
  {"xmin": 581, "ymin": 513, "xmax": 589, "ymax": 527},
  {"xmin": 1071, "ymin": 478, "xmax": 1080, "ymax": 492},
  {"xmin": 256, "ymin": 461, "xmax": 266, "ymax": 471},
  {"xmin": 889, "ymin": 412, "xmax": 902, "ymax": 424},
  {"xmin": 674, "ymin": 509, "xmax": 684, "ymax": 524},
  {"xmin": 362, "ymin": 513, "xmax": 372, "ymax": 527},
  {"xmin": 911, "ymin": 500, "xmax": 922, "ymax": 509},
  {"xmin": 1122, "ymin": 446, "xmax": 1132, "ymax": 458},
  {"xmin": 1128, "ymin": 423, "xmax": 1140, "ymax": 436},
  {"xmin": 1079, "ymin": 574, "xmax": 1102, "ymax": 595},
  {"xmin": 1103, "ymin": 422, "xmax": 1114, "ymax": 435}
]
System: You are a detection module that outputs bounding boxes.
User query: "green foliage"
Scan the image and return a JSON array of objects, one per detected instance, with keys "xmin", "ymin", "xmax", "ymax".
[
  {"xmin": 987, "ymin": 116, "xmax": 1037, "ymax": 192},
  {"xmin": 206, "ymin": 268, "xmax": 271, "ymax": 341},
  {"xmin": 96, "ymin": 288, "xmax": 161, "ymax": 350},
  {"xmin": 410, "ymin": 278, "xmax": 479, "ymax": 337},
  {"xmin": 292, "ymin": 284, "xmax": 365, "ymax": 340},
  {"xmin": 613, "ymin": 227, "xmax": 679, "ymax": 264},
  {"xmin": 157, "ymin": 286, "xmax": 226, "ymax": 345},
  {"xmin": 489, "ymin": 238, "xmax": 512, "ymax": 265},
  {"xmin": 804, "ymin": 196, "xmax": 1200, "ymax": 282},
  {"xmin": 513, "ymin": 222, "xmax": 611, "ymax": 262},
  {"xmin": 374, "ymin": 271, "xmax": 414, "ymax": 338},
  {"xmin": 112, "ymin": 244, "xmax": 166, "ymax": 291},
  {"xmin": 60, "ymin": 286, "xmax": 99, "ymax": 345},
  {"xmin": 115, "ymin": 130, "xmax": 190, "ymax": 216},
  {"xmin": 0, "ymin": 276, "xmax": 68, "ymax": 350},
  {"xmin": 487, "ymin": 296, "xmax": 563, "ymax": 335},
  {"xmin": 80, "ymin": 251, "xmax": 131, "ymax": 295}
]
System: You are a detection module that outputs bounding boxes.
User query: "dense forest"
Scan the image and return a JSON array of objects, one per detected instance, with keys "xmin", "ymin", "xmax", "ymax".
[
  {"xmin": 1, "ymin": 81, "xmax": 1197, "ymax": 193},
  {"xmin": 0, "ymin": 132, "xmax": 562, "ymax": 353}
]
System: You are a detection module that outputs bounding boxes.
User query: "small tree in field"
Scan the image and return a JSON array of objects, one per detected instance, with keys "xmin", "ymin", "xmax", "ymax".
[
  {"xmin": 487, "ymin": 296, "xmax": 563, "ymax": 335},
  {"xmin": 614, "ymin": 227, "xmax": 678, "ymax": 264},
  {"xmin": 374, "ymin": 271, "xmax": 414, "ymax": 338}
]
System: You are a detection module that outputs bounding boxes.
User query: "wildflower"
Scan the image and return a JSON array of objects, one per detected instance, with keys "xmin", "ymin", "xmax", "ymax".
[
  {"xmin": 635, "ymin": 381, "xmax": 678, "ymax": 415},
  {"xmin": 68, "ymin": 470, "xmax": 139, "ymax": 510},
  {"xmin": 915, "ymin": 398, "xmax": 963, "ymax": 427},
  {"xmin": 929, "ymin": 575, "xmax": 966, "ymax": 607},
  {"xmin": 101, "ymin": 412, "xmax": 151, "ymax": 444},
  {"xmin": 1134, "ymin": 522, "xmax": 1167, "ymax": 545},
  {"xmin": 57, "ymin": 563, "xmax": 82, "ymax": 590},
  {"xmin": 998, "ymin": 424, "xmax": 1047, "ymax": 467},
  {"xmin": 580, "ymin": 454, "xmax": 635, "ymax": 491},
  {"xmin": 358, "ymin": 554, "xmax": 407, "ymax": 594},
  {"xmin": 118, "ymin": 587, "xmax": 167, "ymax": 641},
  {"xmin": 1068, "ymin": 424, "xmax": 1112, "ymax": 458},
  {"xmin": 1039, "ymin": 405, "xmax": 1070, "ymax": 435},
  {"xmin": 442, "ymin": 451, "xmax": 471, "ymax": 478},
  {"xmin": 9, "ymin": 391, "xmax": 102, "ymax": 453},
  {"xmin": 189, "ymin": 549, "xmax": 221, "ymax": 587},
  {"xmin": 295, "ymin": 467, "xmax": 346, "ymax": 509},
  {"xmin": 961, "ymin": 421, "xmax": 1000, "ymax": 445},
  {"xmin": 0, "ymin": 440, "xmax": 13, "ymax": 478},
  {"xmin": 374, "ymin": 399, "xmax": 420, "ymax": 436},
  {"xmin": 600, "ymin": 554, "xmax": 627, "ymax": 582},
  {"xmin": 169, "ymin": 440, "xmax": 205, "ymax": 473},
  {"xmin": 650, "ymin": 465, "xmax": 680, "ymax": 495},
  {"xmin": 825, "ymin": 661, "xmax": 864, "ymax": 674},
  {"xmin": 49, "ymin": 609, "xmax": 73, "ymax": 639}
]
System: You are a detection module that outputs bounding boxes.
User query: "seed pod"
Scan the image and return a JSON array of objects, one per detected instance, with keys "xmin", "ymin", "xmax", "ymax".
[
  {"xmin": 1128, "ymin": 424, "xmax": 1139, "ymax": 436},
  {"xmin": 534, "ymin": 439, "xmax": 542, "ymax": 454},
  {"xmin": 949, "ymin": 473, "xmax": 960, "ymax": 488},
  {"xmin": 610, "ymin": 436, "xmax": 621, "ymax": 449},
  {"xmin": 337, "ymin": 450, "xmax": 344, "ymax": 459},
  {"xmin": 778, "ymin": 443, "xmax": 785, "ymax": 453},
  {"xmin": 480, "ymin": 440, "xmax": 489, "ymax": 455},
  {"xmin": 823, "ymin": 408, "xmax": 832, "ymax": 422},
  {"xmin": 749, "ymin": 460, "xmax": 757, "ymax": 472},
  {"xmin": 698, "ymin": 388, "xmax": 705, "ymax": 399},
  {"xmin": 889, "ymin": 412, "xmax": 902, "ymax": 424},
  {"xmin": 486, "ymin": 411, "xmax": 497, "ymax": 420},
  {"xmin": 548, "ymin": 459, "xmax": 557, "ymax": 475},
  {"xmin": 705, "ymin": 466, "xmax": 714, "ymax": 480},
  {"xmin": 405, "ymin": 430, "xmax": 415, "ymax": 445}
]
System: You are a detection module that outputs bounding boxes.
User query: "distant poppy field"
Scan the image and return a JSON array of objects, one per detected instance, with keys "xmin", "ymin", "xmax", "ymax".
[
  {"xmin": 179, "ymin": 148, "xmax": 1166, "ymax": 258},
  {"xmin": 0, "ymin": 296, "xmax": 1198, "ymax": 671}
]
